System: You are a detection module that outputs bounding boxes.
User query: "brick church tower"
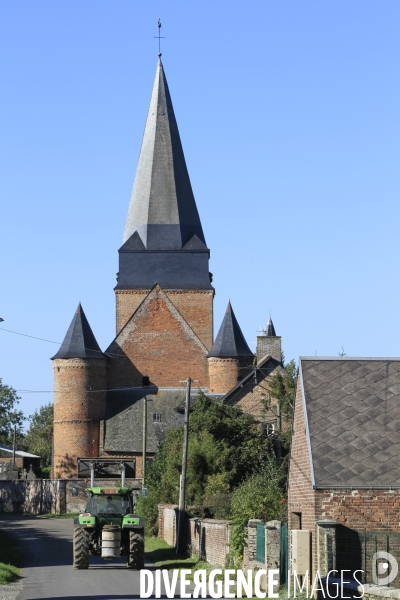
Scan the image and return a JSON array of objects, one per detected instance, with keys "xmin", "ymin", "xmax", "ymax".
[{"xmin": 51, "ymin": 55, "xmax": 260, "ymax": 479}]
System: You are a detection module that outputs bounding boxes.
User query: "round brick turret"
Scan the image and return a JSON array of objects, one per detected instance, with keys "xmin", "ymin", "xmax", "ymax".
[
  {"xmin": 53, "ymin": 357, "xmax": 107, "ymax": 479},
  {"xmin": 208, "ymin": 356, "xmax": 254, "ymax": 394},
  {"xmin": 51, "ymin": 304, "xmax": 107, "ymax": 478},
  {"xmin": 207, "ymin": 301, "xmax": 254, "ymax": 395}
]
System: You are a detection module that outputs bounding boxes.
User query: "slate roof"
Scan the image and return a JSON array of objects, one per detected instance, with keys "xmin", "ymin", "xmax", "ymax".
[
  {"xmin": 300, "ymin": 358, "xmax": 400, "ymax": 488},
  {"xmin": 104, "ymin": 388, "xmax": 202, "ymax": 453},
  {"xmin": 123, "ymin": 59, "xmax": 206, "ymax": 251},
  {"xmin": 265, "ymin": 317, "xmax": 276, "ymax": 337},
  {"xmin": 207, "ymin": 302, "xmax": 253, "ymax": 358},
  {"xmin": 51, "ymin": 304, "xmax": 105, "ymax": 360}
]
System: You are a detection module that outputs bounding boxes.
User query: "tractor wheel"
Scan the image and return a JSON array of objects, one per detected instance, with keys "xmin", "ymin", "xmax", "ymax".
[
  {"xmin": 73, "ymin": 526, "xmax": 89, "ymax": 569},
  {"xmin": 127, "ymin": 531, "xmax": 144, "ymax": 569}
]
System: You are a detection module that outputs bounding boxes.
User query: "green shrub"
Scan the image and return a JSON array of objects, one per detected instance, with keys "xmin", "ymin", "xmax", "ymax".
[{"xmin": 230, "ymin": 457, "xmax": 287, "ymax": 558}]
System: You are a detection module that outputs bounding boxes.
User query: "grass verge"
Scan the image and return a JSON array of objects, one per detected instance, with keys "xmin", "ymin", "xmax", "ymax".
[
  {"xmin": 145, "ymin": 539, "xmax": 308, "ymax": 599},
  {"xmin": 0, "ymin": 530, "xmax": 20, "ymax": 584}
]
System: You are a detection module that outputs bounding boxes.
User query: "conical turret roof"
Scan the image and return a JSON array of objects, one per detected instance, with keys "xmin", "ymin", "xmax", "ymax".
[
  {"xmin": 51, "ymin": 304, "xmax": 105, "ymax": 359},
  {"xmin": 123, "ymin": 59, "xmax": 206, "ymax": 251},
  {"xmin": 207, "ymin": 302, "xmax": 253, "ymax": 358},
  {"xmin": 265, "ymin": 317, "xmax": 276, "ymax": 337}
]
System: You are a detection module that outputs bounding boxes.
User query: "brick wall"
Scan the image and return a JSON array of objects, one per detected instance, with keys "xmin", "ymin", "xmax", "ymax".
[
  {"xmin": 107, "ymin": 288, "xmax": 209, "ymax": 389},
  {"xmin": 166, "ymin": 290, "xmax": 214, "ymax": 350},
  {"xmin": 158, "ymin": 504, "xmax": 178, "ymax": 546},
  {"xmin": 225, "ymin": 362, "xmax": 286, "ymax": 424},
  {"xmin": 115, "ymin": 290, "xmax": 149, "ymax": 334},
  {"xmin": 315, "ymin": 488, "xmax": 400, "ymax": 531},
  {"xmin": 53, "ymin": 358, "xmax": 107, "ymax": 479},
  {"xmin": 288, "ymin": 379, "xmax": 317, "ymax": 574},
  {"xmin": 256, "ymin": 336, "xmax": 282, "ymax": 364},
  {"xmin": 115, "ymin": 289, "xmax": 214, "ymax": 350},
  {"xmin": 188, "ymin": 518, "xmax": 231, "ymax": 566},
  {"xmin": 208, "ymin": 357, "xmax": 253, "ymax": 394}
]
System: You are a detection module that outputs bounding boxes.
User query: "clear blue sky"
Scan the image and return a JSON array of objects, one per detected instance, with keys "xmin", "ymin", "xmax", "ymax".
[{"xmin": 1, "ymin": 1, "xmax": 399, "ymax": 421}]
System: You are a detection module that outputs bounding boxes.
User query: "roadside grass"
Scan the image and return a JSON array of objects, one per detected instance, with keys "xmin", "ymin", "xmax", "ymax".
[
  {"xmin": 0, "ymin": 530, "xmax": 21, "ymax": 584},
  {"xmin": 144, "ymin": 538, "xmax": 307, "ymax": 599},
  {"xmin": 37, "ymin": 513, "xmax": 79, "ymax": 519}
]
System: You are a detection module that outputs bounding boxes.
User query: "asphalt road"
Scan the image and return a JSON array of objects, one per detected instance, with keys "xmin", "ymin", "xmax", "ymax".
[{"xmin": 0, "ymin": 516, "xmax": 146, "ymax": 600}]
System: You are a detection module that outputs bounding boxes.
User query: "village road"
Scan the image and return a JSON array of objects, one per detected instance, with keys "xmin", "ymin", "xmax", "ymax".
[{"xmin": 0, "ymin": 516, "xmax": 145, "ymax": 600}]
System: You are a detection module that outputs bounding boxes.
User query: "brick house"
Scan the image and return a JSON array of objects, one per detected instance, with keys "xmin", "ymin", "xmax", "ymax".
[
  {"xmin": 51, "ymin": 57, "xmax": 278, "ymax": 479},
  {"xmin": 288, "ymin": 357, "xmax": 400, "ymax": 584}
]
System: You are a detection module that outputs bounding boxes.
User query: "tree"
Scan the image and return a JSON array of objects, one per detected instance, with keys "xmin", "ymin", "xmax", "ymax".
[
  {"xmin": 22, "ymin": 403, "xmax": 53, "ymax": 467},
  {"xmin": 265, "ymin": 358, "xmax": 297, "ymax": 450},
  {"xmin": 0, "ymin": 379, "xmax": 25, "ymax": 446},
  {"xmin": 137, "ymin": 391, "xmax": 277, "ymax": 535}
]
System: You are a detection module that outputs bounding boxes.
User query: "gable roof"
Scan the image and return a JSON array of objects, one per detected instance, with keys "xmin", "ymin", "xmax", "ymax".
[
  {"xmin": 300, "ymin": 357, "xmax": 400, "ymax": 488},
  {"xmin": 207, "ymin": 302, "xmax": 253, "ymax": 358},
  {"xmin": 51, "ymin": 303, "xmax": 105, "ymax": 360},
  {"xmin": 223, "ymin": 354, "xmax": 282, "ymax": 404}
]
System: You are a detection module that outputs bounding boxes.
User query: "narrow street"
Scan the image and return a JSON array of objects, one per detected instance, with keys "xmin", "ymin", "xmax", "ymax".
[{"xmin": 0, "ymin": 516, "xmax": 144, "ymax": 600}]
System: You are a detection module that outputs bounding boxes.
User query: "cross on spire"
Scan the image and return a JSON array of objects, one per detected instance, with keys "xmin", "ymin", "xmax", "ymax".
[{"xmin": 154, "ymin": 19, "xmax": 165, "ymax": 56}]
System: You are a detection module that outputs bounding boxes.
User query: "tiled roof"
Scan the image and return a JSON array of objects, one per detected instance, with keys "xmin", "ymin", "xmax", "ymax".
[{"xmin": 300, "ymin": 358, "xmax": 400, "ymax": 487}]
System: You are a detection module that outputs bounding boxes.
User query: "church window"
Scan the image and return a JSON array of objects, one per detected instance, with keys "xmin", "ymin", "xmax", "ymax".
[{"xmin": 153, "ymin": 412, "xmax": 161, "ymax": 422}]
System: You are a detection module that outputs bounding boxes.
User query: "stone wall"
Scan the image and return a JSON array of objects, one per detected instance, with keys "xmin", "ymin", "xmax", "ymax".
[
  {"xmin": 242, "ymin": 519, "xmax": 281, "ymax": 593},
  {"xmin": 0, "ymin": 480, "xmax": 64, "ymax": 514},
  {"xmin": 0, "ymin": 478, "xmax": 141, "ymax": 514}
]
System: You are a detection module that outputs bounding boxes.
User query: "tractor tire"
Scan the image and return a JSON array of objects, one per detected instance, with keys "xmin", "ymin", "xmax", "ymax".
[
  {"xmin": 127, "ymin": 531, "xmax": 144, "ymax": 569},
  {"xmin": 73, "ymin": 526, "xmax": 89, "ymax": 569}
]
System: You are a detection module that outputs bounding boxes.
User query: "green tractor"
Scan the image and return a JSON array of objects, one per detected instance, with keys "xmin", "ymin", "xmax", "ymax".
[{"xmin": 73, "ymin": 486, "xmax": 145, "ymax": 569}]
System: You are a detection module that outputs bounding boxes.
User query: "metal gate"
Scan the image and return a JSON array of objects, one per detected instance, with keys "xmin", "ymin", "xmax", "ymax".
[
  {"xmin": 280, "ymin": 523, "xmax": 288, "ymax": 585},
  {"xmin": 256, "ymin": 522, "xmax": 265, "ymax": 563}
]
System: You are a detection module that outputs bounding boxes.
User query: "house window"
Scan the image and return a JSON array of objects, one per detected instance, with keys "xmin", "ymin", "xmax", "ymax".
[
  {"xmin": 142, "ymin": 376, "xmax": 150, "ymax": 387},
  {"xmin": 264, "ymin": 422, "xmax": 275, "ymax": 437},
  {"xmin": 153, "ymin": 412, "xmax": 161, "ymax": 423}
]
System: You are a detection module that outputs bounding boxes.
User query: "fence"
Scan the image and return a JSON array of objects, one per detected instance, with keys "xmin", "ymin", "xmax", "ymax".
[{"xmin": 336, "ymin": 527, "xmax": 400, "ymax": 588}]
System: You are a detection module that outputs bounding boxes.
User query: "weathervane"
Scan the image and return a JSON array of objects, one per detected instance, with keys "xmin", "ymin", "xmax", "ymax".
[{"xmin": 154, "ymin": 19, "xmax": 165, "ymax": 56}]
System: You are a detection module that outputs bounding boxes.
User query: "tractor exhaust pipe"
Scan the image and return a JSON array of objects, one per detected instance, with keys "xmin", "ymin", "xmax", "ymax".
[
  {"xmin": 89, "ymin": 461, "xmax": 95, "ymax": 487},
  {"xmin": 120, "ymin": 462, "xmax": 125, "ymax": 487}
]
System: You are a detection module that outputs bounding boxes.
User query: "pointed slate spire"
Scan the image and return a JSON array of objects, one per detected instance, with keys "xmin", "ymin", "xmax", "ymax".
[
  {"xmin": 51, "ymin": 304, "xmax": 105, "ymax": 359},
  {"xmin": 265, "ymin": 317, "xmax": 276, "ymax": 337},
  {"xmin": 123, "ymin": 59, "xmax": 206, "ymax": 250},
  {"xmin": 207, "ymin": 302, "xmax": 253, "ymax": 358}
]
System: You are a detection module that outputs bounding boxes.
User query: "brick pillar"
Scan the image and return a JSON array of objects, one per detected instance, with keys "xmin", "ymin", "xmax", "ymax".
[{"xmin": 316, "ymin": 519, "xmax": 338, "ymax": 576}]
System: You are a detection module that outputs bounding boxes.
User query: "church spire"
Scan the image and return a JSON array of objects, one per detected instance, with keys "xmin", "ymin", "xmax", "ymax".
[{"xmin": 123, "ymin": 59, "xmax": 206, "ymax": 251}]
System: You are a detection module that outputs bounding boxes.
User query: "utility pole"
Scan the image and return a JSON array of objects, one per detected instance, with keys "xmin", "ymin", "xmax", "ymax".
[
  {"xmin": 142, "ymin": 396, "xmax": 147, "ymax": 484},
  {"xmin": 176, "ymin": 377, "xmax": 191, "ymax": 554},
  {"xmin": 276, "ymin": 403, "xmax": 282, "ymax": 462}
]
